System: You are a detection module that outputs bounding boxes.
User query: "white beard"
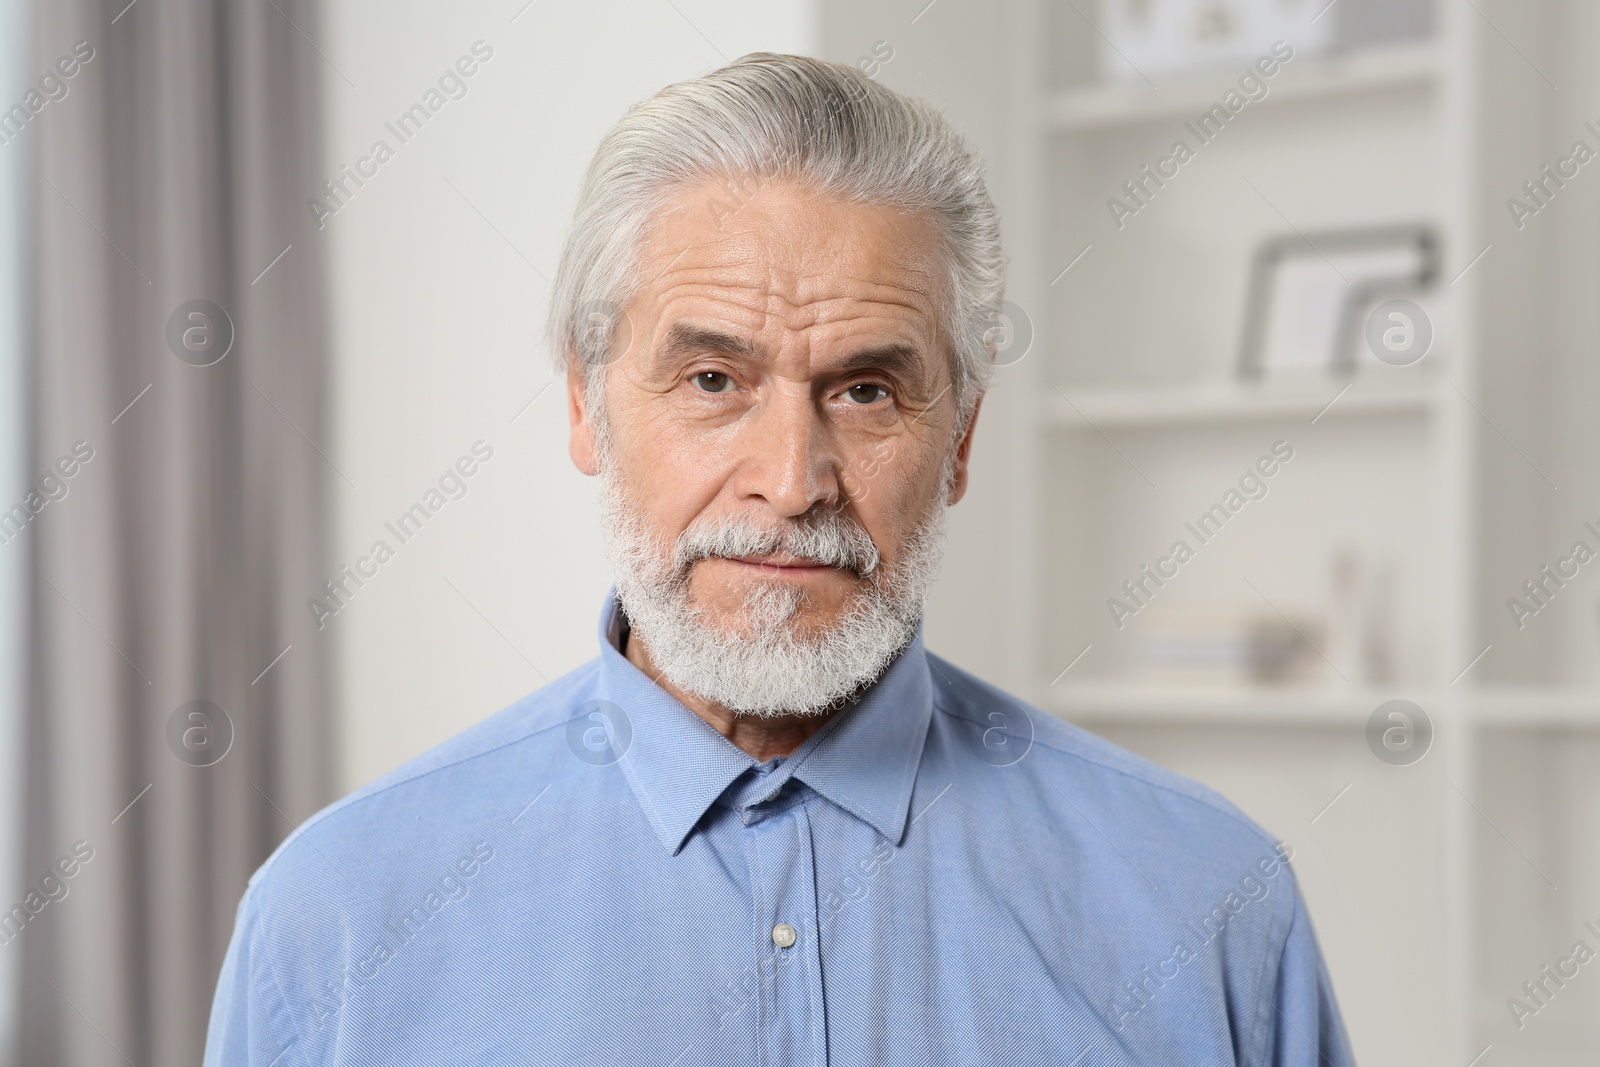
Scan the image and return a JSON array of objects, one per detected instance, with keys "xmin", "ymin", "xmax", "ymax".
[{"xmin": 596, "ymin": 459, "xmax": 951, "ymax": 718}]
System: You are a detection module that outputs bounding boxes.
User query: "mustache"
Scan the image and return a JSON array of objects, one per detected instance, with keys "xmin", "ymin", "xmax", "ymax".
[{"xmin": 672, "ymin": 509, "xmax": 881, "ymax": 577}]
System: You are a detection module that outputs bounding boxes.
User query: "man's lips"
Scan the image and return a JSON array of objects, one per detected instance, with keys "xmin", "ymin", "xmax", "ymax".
[{"xmin": 721, "ymin": 553, "xmax": 837, "ymax": 572}]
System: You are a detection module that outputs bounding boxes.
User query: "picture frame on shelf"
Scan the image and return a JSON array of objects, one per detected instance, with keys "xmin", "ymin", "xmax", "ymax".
[{"xmin": 1236, "ymin": 222, "xmax": 1439, "ymax": 380}]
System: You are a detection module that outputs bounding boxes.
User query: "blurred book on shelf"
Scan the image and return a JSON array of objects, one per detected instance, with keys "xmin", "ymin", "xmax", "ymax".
[
  {"xmin": 1131, "ymin": 605, "xmax": 1322, "ymax": 686},
  {"xmin": 1127, "ymin": 548, "xmax": 1398, "ymax": 688}
]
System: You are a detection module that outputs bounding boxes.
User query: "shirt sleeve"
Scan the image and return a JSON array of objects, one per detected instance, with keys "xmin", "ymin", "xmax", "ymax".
[
  {"xmin": 1252, "ymin": 873, "xmax": 1356, "ymax": 1067},
  {"xmin": 203, "ymin": 881, "xmax": 309, "ymax": 1067}
]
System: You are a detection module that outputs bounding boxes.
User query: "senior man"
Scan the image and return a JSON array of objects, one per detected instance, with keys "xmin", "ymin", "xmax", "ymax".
[{"xmin": 206, "ymin": 53, "xmax": 1353, "ymax": 1065}]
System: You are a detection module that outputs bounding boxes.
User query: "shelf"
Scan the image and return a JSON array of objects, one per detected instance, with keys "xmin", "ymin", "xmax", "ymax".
[
  {"xmin": 1046, "ymin": 40, "xmax": 1441, "ymax": 133},
  {"xmin": 1473, "ymin": 688, "xmax": 1600, "ymax": 728},
  {"xmin": 1045, "ymin": 379, "xmax": 1442, "ymax": 429},
  {"xmin": 1041, "ymin": 682, "xmax": 1600, "ymax": 729},
  {"xmin": 1040, "ymin": 681, "xmax": 1408, "ymax": 726}
]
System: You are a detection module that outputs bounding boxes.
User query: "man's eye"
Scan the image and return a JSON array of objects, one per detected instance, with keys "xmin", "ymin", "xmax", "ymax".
[
  {"xmin": 694, "ymin": 371, "xmax": 733, "ymax": 393},
  {"xmin": 846, "ymin": 383, "xmax": 887, "ymax": 404}
]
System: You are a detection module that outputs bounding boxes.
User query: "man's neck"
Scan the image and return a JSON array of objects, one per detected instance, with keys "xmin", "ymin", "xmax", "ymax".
[{"xmin": 621, "ymin": 623, "xmax": 840, "ymax": 762}]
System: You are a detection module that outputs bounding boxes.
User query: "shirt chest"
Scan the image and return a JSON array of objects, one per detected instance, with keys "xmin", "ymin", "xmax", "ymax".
[{"xmin": 300, "ymin": 793, "xmax": 1245, "ymax": 1067}]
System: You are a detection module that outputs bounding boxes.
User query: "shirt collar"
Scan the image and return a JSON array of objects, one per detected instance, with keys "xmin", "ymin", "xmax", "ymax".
[{"xmin": 594, "ymin": 586, "xmax": 934, "ymax": 855}]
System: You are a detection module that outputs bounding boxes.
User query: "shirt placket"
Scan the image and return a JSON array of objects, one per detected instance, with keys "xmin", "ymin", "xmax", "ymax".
[{"xmin": 742, "ymin": 781, "xmax": 827, "ymax": 1067}]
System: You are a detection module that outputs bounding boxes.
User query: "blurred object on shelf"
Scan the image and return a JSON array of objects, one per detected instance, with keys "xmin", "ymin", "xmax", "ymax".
[
  {"xmin": 1096, "ymin": 0, "xmax": 1330, "ymax": 82},
  {"xmin": 1131, "ymin": 604, "xmax": 1324, "ymax": 686},
  {"xmin": 1094, "ymin": 0, "xmax": 1432, "ymax": 84},
  {"xmin": 1324, "ymin": 545, "xmax": 1400, "ymax": 685},
  {"xmin": 1324, "ymin": 546, "xmax": 1364, "ymax": 682},
  {"xmin": 1237, "ymin": 224, "xmax": 1439, "ymax": 381},
  {"xmin": 1330, "ymin": 0, "xmax": 1433, "ymax": 53},
  {"xmin": 1130, "ymin": 548, "xmax": 1401, "ymax": 687},
  {"xmin": 1359, "ymin": 552, "xmax": 1399, "ymax": 685}
]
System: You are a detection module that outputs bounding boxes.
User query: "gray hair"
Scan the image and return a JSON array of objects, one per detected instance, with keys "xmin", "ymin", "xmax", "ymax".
[{"xmin": 546, "ymin": 51, "xmax": 1005, "ymax": 456}]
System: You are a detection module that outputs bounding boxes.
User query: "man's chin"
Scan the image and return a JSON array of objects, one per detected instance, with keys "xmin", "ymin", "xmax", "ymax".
[
  {"xmin": 619, "ymin": 573, "xmax": 920, "ymax": 718},
  {"xmin": 687, "ymin": 600, "xmax": 848, "ymax": 647}
]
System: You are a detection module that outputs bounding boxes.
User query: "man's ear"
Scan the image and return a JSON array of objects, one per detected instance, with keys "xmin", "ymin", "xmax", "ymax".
[
  {"xmin": 567, "ymin": 358, "xmax": 599, "ymax": 476},
  {"xmin": 946, "ymin": 393, "xmax": 983, "ymax": 506}
]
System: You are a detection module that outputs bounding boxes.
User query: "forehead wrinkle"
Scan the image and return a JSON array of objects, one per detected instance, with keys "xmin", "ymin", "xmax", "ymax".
[
  {"xmin": 632, "ymin": 187, "xmax": 949, "ymax": 378},
  {"xmin": 648, "ymin": 268, "xmax": 933, "ymax": 335},
  {"xmin": 642, "ymin": 185, "xmax": 944, "ymax": 297},
  {"xmin": 648, "ymin": 290, "xmax": 939, "ymax": 386}
]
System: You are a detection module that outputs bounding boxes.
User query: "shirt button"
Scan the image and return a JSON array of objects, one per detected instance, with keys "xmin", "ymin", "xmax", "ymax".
[{"xmin": 771, "ymin": 922, "xmax": 797, "ymax": 948}]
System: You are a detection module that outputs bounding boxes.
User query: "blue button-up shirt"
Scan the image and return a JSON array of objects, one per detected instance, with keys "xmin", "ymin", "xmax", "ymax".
[{"xmin": 205, "ymin": 590, "xmax": 1354, "ymax": 1065}]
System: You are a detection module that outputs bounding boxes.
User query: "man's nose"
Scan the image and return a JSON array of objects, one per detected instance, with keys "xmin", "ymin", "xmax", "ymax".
[{"xmin": 733, "ymin": 385, "xmax": 842, "ymax": 518}]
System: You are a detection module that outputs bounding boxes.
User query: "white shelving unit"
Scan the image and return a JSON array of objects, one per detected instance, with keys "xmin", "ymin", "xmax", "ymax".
[
  {"xmin": 1045, "ymin": 376, "xmax": 1446, "ymax": 426},
  {"xmin": 1045, "ymin": 38, "xmax": 1444, "ymax": 131},
  {"xmin": 1002, "ymin": 1, "xmax": 1600, "ymax": 1063}
]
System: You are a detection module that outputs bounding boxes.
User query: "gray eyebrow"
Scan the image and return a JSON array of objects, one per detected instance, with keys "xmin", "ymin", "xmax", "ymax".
[
  {"xmin": 656, "ymin": 322, "xmax": 928, "ymax": 381},
  {"xmin": 834, "ymin": 343, "xmax": 926, "ymax": 379},
  {"xmin": 657, "ymin": 323, "xmax": 762, "ymax": 366}
]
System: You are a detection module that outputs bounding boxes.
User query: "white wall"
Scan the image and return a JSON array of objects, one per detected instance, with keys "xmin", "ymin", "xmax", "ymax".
[{"xmin": 322, "ymin": 1, "xmax": 818, "ymax": 791}]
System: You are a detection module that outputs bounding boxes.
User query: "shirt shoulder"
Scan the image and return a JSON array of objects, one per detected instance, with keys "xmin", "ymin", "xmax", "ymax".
[
  {"xmin": 243, "ymin": 657, "xmax": 600, "ymax": 899},
  {"xmin": 923, "ymin": 649, "xmax": 1310, "ymax": 1061},
  {"xmin": 925, "ymin": 648, "xmax": 1289, "ymax": 869},
  {"xmin": 215, "ymin": 659, "xmax": 611, "ymax": 1054}
]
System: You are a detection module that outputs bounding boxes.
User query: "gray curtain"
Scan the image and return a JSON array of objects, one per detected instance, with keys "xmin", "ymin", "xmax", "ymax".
[{"xmin": 21, "ymin": 1, "xmax": 334, "ymax": 1063}]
